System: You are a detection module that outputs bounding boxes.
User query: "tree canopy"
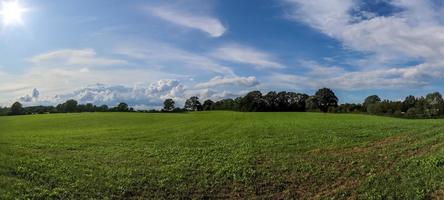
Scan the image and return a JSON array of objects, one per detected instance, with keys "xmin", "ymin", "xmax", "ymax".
[{"xmin": 314, "ymin": 88, "xmax": 338, "ymax": 112}]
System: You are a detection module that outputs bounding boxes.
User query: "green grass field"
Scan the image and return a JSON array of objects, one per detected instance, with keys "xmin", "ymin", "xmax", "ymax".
[{"xmin": 1, "ymin": 112, "xmax": 444, "ymax": 199}]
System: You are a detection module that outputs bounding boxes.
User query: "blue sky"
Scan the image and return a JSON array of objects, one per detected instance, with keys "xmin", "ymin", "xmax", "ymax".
[{"xmin": 1, "ymin": 0, "xmax": 444, "ymax": 108}]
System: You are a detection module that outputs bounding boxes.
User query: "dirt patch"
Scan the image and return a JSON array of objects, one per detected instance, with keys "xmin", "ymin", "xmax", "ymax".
[
  {"xmin": 313, "ymin": 177, "xmax": 360, "ymax": 199},
  {"xmin": 309, "ymin": 135, "xmax": 409, "ymax": 156},
  {"xmin": 431, "ymin": 188, "xmax": 444, "ymax": 200}
]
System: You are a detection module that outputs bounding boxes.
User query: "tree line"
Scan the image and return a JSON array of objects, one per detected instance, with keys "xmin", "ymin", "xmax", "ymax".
[
  {"xmin": 2, "ymin": 88, "xmax": 444, "ymax": 119},
  {"xmin": 1, "ymin": 101, "xmax": 136, "ymax": 116}
]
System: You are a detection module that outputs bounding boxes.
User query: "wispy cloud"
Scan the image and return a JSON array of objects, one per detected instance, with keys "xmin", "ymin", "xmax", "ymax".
[
  {"xmin": 280, "ymin": 0, "xmax": 444, "ymax": 91},
  {"xmin": 31, "ymin": 49, "xmax": 127, "ymax": 67},
  {"xmin": 194, "ymin": 76, "xmax": 259, "ymax": 89},
  {"xmin": 212, "ymin": 44, "xmax": 284, "ymax": 69},
  {"xmin": 115, "ymin": 42, "xmax": 236, "ymax": 76},
  {"xmin": 147, "ymin": 6, "xmax": 226, "ymax": 37},
  {"xmin": 282, "ymin": 0, "xmax": 444, "ymax": 64}
]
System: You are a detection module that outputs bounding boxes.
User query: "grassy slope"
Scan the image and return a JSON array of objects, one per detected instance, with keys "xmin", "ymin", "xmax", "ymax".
[{"xmin": 1, "ymin": 112, "xmax": 444, "ymax": 199}]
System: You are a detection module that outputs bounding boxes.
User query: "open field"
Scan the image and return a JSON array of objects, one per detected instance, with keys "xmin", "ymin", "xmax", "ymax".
[{"xmin": 1, "ymin": 112, "xmax": 444, "ymax": 199}]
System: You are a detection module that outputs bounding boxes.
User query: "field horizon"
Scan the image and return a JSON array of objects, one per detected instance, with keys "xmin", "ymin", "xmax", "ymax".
[{"xmin": 2, "ymin": 111, "xmax": 444, "ymax": 199}]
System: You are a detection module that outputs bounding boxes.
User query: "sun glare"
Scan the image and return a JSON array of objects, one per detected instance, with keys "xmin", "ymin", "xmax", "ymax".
[{"xmin": 0, "ymin": 0, "xmax": 28, "ymax": 26}]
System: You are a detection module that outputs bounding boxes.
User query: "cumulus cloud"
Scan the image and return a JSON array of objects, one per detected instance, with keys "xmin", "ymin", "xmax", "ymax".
[
  {"xmin": 147, "ymin": 6, "xmax": 226, "ymax": 37},
  {"xmin": 194, "ymin": 76, "xmax": 259, "ymax": 89},
  {"xmin": 212, "ymin": 44, "xmax": 284, "ymax": 69},
  {"xmin": 15, "ymin": 80, "xmax": 187, "ymax": 108},
  {"xmin": 19, "ymin": 88, "xmax": 39, "ymax": 103}
]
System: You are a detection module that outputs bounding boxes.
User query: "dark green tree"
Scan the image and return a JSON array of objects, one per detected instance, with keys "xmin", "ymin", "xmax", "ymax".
[
  {"xmin": 64, "ymin": 99, "xmax": 78, "ymax": 113},
  {"xmin": 305, "ymin": 96, "xmax": 318, "ymax": 111},
  {"xmin": 98, "ymin": 105, "xmax": 109, "ymax": 112},
  {"xmin": 276, "ymin": 91, "xmax": 289, "ymax": 111},
  {"xmin": 202, "ymin": 100, "xmax": 214, "ymax": 111},
  {"xmin": 264, "ymin": 91, "xmax": 279, "ymax": 111},
  {"xmin": 163, "ymin": 99, "xmax": 175, "ymax": 112},
  {"xmin": 117, "ymin": 102, "xmax": 129, "ymax": 112},
  {"xmin": 10, "ymin": 102, "xmax": 24, "ymax": 115},
  {"xmin": 239, "ymin": 91, "xmax": 267, "ymax": 112},
  {"xmin": 402, "ymin": 95, "xmax": 417, "ymax": 112},
  {"xmin": 426, "ymin": 92, "xmax": 443, "ymax": 109},
  {"xmin": 314, "ymin": 88, "xmax": 338, "ymax": 113},
  {"xmin": 184, "ymin": 96, "xmax": 202, "ymax": 111},
  {"xmin": 288, "ymin": 92, "xmax": 309, "ymax": 111},
  {"xmin": 363, "ymin": 95, "xmax": 381, "ymax": 112}
]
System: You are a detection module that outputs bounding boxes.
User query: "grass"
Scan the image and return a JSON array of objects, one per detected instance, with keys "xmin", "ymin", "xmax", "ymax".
[{"xmin": 1, "ymin": 111, "xmax": 444, "ymax": 199}]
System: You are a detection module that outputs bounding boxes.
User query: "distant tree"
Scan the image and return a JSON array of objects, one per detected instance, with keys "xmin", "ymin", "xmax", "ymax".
[
  {"xmin": 64, "ymin": 99, "xmax": 78, "ymax": 113},
  {"xmin": 406, "ymin": 107, "xmax": 417, "ymax": 118},
  {"xmin": 426, "ymin": 92, "xmax": 444, "ymax": 111},
  {"xmin": 184, "ymin": 96, "xmax": 202, "ymax": 111},
  {"xmin": 288, "ymin": 92, "xmax": 309, "ymax": 111},
  {"xmin": 402, "ymin": 95, "xmax": 417, "ymax": 112},
  {"xmin": 264, "ymin": 91, "xmax": 279, "ymax": 111},
  {"xmin": 85, "ymin": 103, "xmax": 95, "ymax": 112},
  {"xmin": 314, "ymin": 88, "xmax": 338, "ymax": 112},
  {"xmin": 367, "ymin": 103, "xmax": 383, "ymax": 115},
  {"xmin": 363, "ymin": 95, "xmax": 381, "ymax": 112},
  {"xmin": 98, "ymin": 105, "xmax": 109, "ymax": 112},
  {"xmin": 305, "ymin": 96, "xmax": 318, "ymax": 111},
  {"xmin": 239, "ymin": 91, "xmax": 267, "ymax": 112},
  {"xmin": 202, "ymin": 100, "xmax": 214, "ymax": 111},
  {"xmin": 276, "ymin": 91, "xmax": 289, "ymax": 111},
  {"xmin": 163, "ymin": 99, "xmax": 175, "ymax": 112},
  {"xmin": 10, "ymin": 102, "xmax": 24, "ymax": 115},
  {"xmin": 116, "ymin": 102, "xmax": 129, "ymax": 112},
  {"xmin": 338, "ymin": 103, "xmax": 363, "ymax": 113}
]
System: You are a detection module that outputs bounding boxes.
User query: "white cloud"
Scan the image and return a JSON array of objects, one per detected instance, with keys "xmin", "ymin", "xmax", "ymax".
[
  {"xmin": 268, "ymin": 62, "xmax": 433, "ymax": 91},
  {"xmin": 14, "ymin": 80, "xmax": 187, "ymax": 108},
  {"xmin": 115, "ymin": 42, "xmax": 236, "ymax": 76},
  {"xmin": 18, "ymin": 88, "xmax": 39, "ymax": 103},
  {"xmin": 31, "ymin": 49, "xmax": 127, "ymax": 67},
  {"xmin": 147, "ymin": 6, "xmax": 226, "ymax": 37},
  {"xmin": 194, "ymin": 76, "xmax": 259, "ymax": 89},
  {"xmin": 12, "ymin": 78, "xmax": 250, "ymax": 109},
  {"xmin": 283, "ymin": 0, "xmax": 444, "ymax": 64},
  {"xmin": 280, "ymin": 0, "xmax": 444, "ymax": 90},
  {"xmin": 0, "ymin": 49, "xmax": 185, "ymax": 106},
  {"xmin": 212, "ymin": 44, "xmax": 284, "ymax": 69}
]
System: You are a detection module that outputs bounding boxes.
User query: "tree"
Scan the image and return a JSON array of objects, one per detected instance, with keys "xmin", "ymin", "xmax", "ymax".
[
  {"xmin": 402, "ymin": 95, "xmax": 417, "ymax": 112},
  {"xmin": 184, "ymin": 96, "xmax": 202, "ymax": 111},
  {"xmin": 202, "ymin": 100, "xmax": 214, "ymax": 111},
  {"xmin": 264, "ymin": 91, "xmax": 279, "ymax": 111},
  {"xmin": 64, "ymin": 99, "xmax": 78, "ymax": 113},
  {"xmin": 163, "ymin": 99, "xmax": 175, "ymax": 112},
  {"xmin": 288, "ymin": 92, "xmax": 309, "ymax": 111},
  {"xmin": 305, "ymin": 96, "xmax": 318, "ymax": 111},
  {"xmin": 117, "ymin": 102, "xmax": 129, "ymax": 112},
  {"xmin": 426, "ymin": 92, "xmax": 443, "ymax": 109},
  {"xmin": 239, "ymin": 91, "xmax": 267, "ymax": 112},
  {"xmin": 85, "ymin": 103, "xmax": 95, "ymax": 112},
  {"xmin": 10, "ymin": 102, "xmax": 24, "ymax": 115},
  {"xmin": 314, "ymin": 88, "xmax": 338, "ymax": 113},
  {"xmin": 363, "ymin": 95, "xmax": 381, "ymax": 112},
  {"xmin": 98, "ymin": 105, "xmax": 109, "ymax": 112},
  {"xmin": 276, "ymin": 91, "xmax": 289, "ymax": 111}
]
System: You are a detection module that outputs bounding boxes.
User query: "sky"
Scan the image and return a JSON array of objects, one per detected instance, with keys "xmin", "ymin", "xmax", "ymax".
[{"xmin": 1, "ymin": 0, "xmax": 444, "ymax": 109}]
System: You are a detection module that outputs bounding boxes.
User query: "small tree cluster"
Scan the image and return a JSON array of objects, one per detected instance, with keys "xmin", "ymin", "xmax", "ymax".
[
  {"xmin": 6, "ymin": 100, "xmax": 135, "ymax": 116},
  {"xmin": 360, "ymin": 92, "xmax": 444, "ymax": 118}
]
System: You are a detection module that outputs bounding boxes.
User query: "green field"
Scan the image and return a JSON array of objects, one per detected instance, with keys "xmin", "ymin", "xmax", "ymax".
[{"xmin": 1, "ymin": 112, "xmax": 444, "ymax": 199}]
